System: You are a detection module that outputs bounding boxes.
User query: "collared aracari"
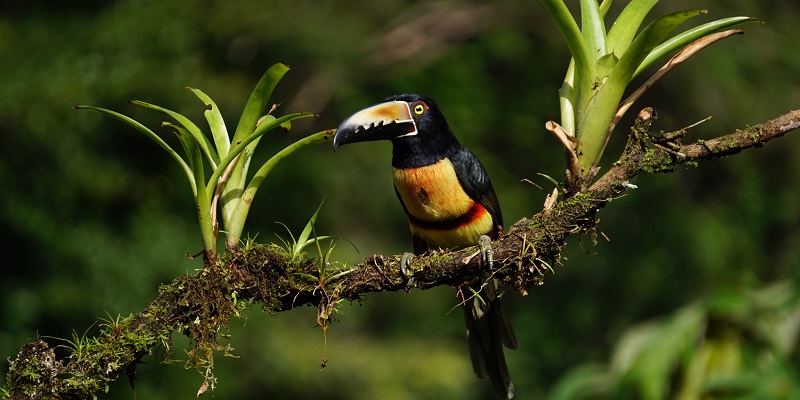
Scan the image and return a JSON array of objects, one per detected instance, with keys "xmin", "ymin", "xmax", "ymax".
[{"xmin": 333, "ymin": 94, "xmax": 518, "ymax": 399}]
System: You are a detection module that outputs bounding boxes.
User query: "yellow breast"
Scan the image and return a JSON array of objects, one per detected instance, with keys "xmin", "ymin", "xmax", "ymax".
[
  {"xmin": 393, "ymin": 158, "xmax": 474, "ymax": 221},
  {"xmin": 393, "ymin": 159, "xmax": 494, "ymax": 250}
]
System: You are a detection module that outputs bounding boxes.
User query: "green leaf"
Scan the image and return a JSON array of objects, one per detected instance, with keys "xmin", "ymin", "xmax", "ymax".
[
  {"xmin": 222, "ymin": 129, "xmax": 332, "ymax": 247},
  {"xmin": 577, "ymin": 9, "xmax": 705, "ymax": 170},
  {"xmin": 598, "ymin": 0, "xmax": 612, "ymax": 17},
  {"xmin": 244, "ymin": 129, "xmax": 332, "ymax": 198},
  {"xmin": 580, "ymin": 0, "xmax": 607, "ymax": 62},
  {"xmin": 296, "ymin": 200, "xmax": 324, "ymax": 251},
  {"xmin": 220, "ymin": 116, "xmax": 272, "ymax": 227},
  {"xmin": 230, "ymin": 63, "xmax": 290, "ymax": 145},
  {"xmin": 541, "ymin": 0, "xmax": 596, "ymax": 113},
  {"xmin": 252, "ymin": 113, "xmax": 299, "ymax": 138},
  {"xmin": 274, "ymin": 200, "xmax": 335, "ymax": 262},
  {"xmin": 189, "ymin": 87, "xmax": 230, "ymax": 157},
  {"xmin": 221, "ymin": 63, "xmax": 291, "ymax": 229},
  {"xmin": 74, "ymin": 105, "xmax": 196, "ymax": 194},
  {"xmin": 165, "ymin": 122, "xmax": 216, "ymax": 255},
  {"xmin": 130, "ymin": 100, "xmax": 219, "ymax": 169},
  {"xmin": 300, "ymin": 235, "xmax": 338, "ymax": 255},
  {"xmin": 595, "ymin": 52, "xmax": 619, "ymax": 81},
  {"xmin": 164, "ymin": 122, "xmax": 205, "ymax": 189},
  {"xmin": 634, "ymin": 16, "xmax": 759, "ymax": 78},
  {"xmin": 207, "ymin": 112, "xmax": 316, "ymax": 202},
  {"xmin": 606, "ymin": 0, "xmax": 659, "ymax": 57},
  {"xmin": 616, "ymin": 9, "xmax": 706, "ymax": 84},
  {"xmin": 274, "ymin": 221, "xmax": 299, "ymax": 259},
  {"xmin": 559, "ymin": 0, "xmax": 613, "ymax": 138},
  {"xmin": 558, "ymin": 59, "xmax": 577, "ymax": 136}
]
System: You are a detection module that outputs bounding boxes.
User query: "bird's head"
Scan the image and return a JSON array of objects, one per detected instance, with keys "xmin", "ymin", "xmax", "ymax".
[{"xmin": 333, "ymin": 94, "xmax": 453, "ymax": 151}]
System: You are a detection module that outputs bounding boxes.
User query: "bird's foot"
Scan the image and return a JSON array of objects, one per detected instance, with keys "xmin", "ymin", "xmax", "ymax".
[
  {"xmin": 479, "ymin": 234, "xmax": 494, "ymax": 270},
  {"xmin": 400, "ymin": 252, "xmax": 415, "ymax": 291}
]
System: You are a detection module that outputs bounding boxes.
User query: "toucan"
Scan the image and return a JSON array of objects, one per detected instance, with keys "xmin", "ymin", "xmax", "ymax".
[{"xmin": 333, "ymin": 94, "xmax": 518, "ymax": 399}]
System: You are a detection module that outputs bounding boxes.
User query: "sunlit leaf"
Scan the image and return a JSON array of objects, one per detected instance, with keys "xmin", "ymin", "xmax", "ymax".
[
  {"xmin": 612, "ymin": 8, "xmax": 706, "ymax": 94},
  {"xmin": 189, "ymin": 87, "xmax": 230, "ymax": 157},
  {"xmin": 164, "ymin": 122, "xmax": 205, "ymax": 190},
  {"xmin": 598, "ymin": 0, "xmax": 612, "ymax": 17},
  {"xmin": 541, "ymin": 0, "xmax": 595, "ymax": 111},
  {"xmin": 296, "ymin": 200, "xmax": 324, "ymax": 251},
  {"xmin": 164, "ymin": 122, "xmax": 215, "ymax": 253},
  {"xmin": 580, "ymin": 0, "xmax": 606, "ymax": 62},
  {"xmin": 246, "ymin": 129, "xmax": 332, "ymax": 196},
  {"xmin": 207, "ymin": 112, "xmax": 316, "ymax": 201},
  {"xmin": 130, "ymin": 100, "xmax": 219, "ymax": 169},
  {"xmin": 559, "ymin": 59, "xmax": 578, "ymax": 136},
  {"xmin": 634, "ymin": 16, "xmax": 760, "ymax": 77},
  {"xmin": 230, "ymin": 63, "xmax": 289, "ymax": 145},
  {"xmin": 577, "ymin": 9, "xmax": 706, "ymax": 169},
  {"xmin": 74, "ymin": 105, "xmax": 196, "ymax": 194},
  {"xmin": 221, "ymin": 129, "xmax": 332, "ymax": 246},
  {"xmin": 595, "ymin": 52, "xmax": 619, "ymax": 80},
  {"xmin": 606, "ymin": 0, "xmax": 659, "ymax": 57}
]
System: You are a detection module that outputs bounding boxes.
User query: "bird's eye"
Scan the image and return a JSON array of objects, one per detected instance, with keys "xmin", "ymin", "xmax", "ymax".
[{"xmin": 414, "ymin": 104, "xmax": 425, "ymax": 115}]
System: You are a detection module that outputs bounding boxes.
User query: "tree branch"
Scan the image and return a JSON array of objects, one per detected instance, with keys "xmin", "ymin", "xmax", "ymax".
[{"xmin": 5, "ymin": 109, "xmax": 800, "ymax": 399}]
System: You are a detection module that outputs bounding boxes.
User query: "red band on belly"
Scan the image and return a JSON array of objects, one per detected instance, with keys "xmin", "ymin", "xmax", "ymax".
[{"xmin": 407, "ymin": 202, "xmax": 489, "ymax": 231}]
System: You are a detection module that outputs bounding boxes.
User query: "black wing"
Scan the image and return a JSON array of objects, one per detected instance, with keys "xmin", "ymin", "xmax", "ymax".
[{"xmin": 449, "ymin": 146, "xmax": 503, "ymax": 229}]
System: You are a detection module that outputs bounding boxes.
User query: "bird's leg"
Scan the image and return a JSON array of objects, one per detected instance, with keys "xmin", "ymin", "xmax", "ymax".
[
  {"xmin": 400, "ymin": 252, "xmax": 415, "ymax": 290},
  {"xmin": 478, "ymin": 234, "xmax": 494, "ymax": 270}
]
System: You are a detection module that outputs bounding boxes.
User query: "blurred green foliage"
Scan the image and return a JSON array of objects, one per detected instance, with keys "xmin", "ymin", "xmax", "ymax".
[{"xmin": 1, "ymin": 0, "xmax": 799, "ymax": 399}]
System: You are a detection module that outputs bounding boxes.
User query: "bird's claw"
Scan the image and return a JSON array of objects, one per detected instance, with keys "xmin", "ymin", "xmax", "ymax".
[
  {"xmin": 401, "ymin": 252, "xmax": 415, "ymax": 290},
  {"xmin": 479, "ymin": 235, "xmax": 494, "ymax": 270}
]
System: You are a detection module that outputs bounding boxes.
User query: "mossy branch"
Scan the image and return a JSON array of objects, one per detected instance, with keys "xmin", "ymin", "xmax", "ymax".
[{"xmin": 4, "ymin": 109, "xmax": 799, "ymax": 399}]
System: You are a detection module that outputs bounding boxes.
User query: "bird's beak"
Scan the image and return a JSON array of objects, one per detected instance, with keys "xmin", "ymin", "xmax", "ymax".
[{"xmin": 333, "ymin": 101, "xmax": 418, "ymax": 151}]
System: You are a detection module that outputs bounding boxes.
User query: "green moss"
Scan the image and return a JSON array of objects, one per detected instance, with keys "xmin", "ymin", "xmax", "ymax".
[{"xmin": 747, "ymin": 126, "xmax": 764, "ymax": 142}]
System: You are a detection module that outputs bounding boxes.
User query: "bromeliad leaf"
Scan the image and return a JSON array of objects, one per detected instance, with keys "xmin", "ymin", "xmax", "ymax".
[
  {"xmin": 613, "ymin": 9, "xmax": 707, "ymax": 99},
  {"xmin": 165, "ymin": 122, "xmax": 205, "ymax": 192},
  {"xmin": 166, "ymin": 122, "xmax": 215, "ymax": 252},
  {"xmin": 606, "ymin": 0, "xmax": 659, "ymax": 57},
  {"xmin": 580, "ymin": 0, "xmax": 606, "ymax": 63},
  {"xmin": 130, "ymin": 100, "xmax": 219, "ymax": 169},
  {"xmin": 595, "ymin": 53, "xmax": 620, "ymax": 82},
  {"xmin": 74, "ymin": 105, "xmax": 196, "ymax": 193},
  {"xmin": 189, "ymin": 87, "xmax": 230, "ymax": 158},
  {"xmin": 222, "ymin": 129, "xmax": 332, "ymax": 248},
  {"xmin": 598, "ymin": 0, "xmax": 612, "ymax": 17},
  {"xmin": 245, "ymin": 130, "xmax": 333, "ymax": 200},
  {"xmin": 634, "ymin": 16, "xmax": 760, "ymax": 78},
  {"xmin": 297, "ymin": 200, "xmax": 324, "ymax": 250},
  {"xmin": 541, "ymin": 0, "xmax": 595, "ymax": 110},
  {"xmin": 231, "ymin": 63, "xmax": 290, "ymax": 145},
  {"xmin": 207, "ymin": 112, "xmax": 316, "ymax": 202},
  {"xmin": 78, "ymin": 63, "xmax": 328, "ymax": 261},
  {"xmin": 251, "ymin": 112, "xmax": 315, "ymax": 139},
  {"xmin": 576, "ymin": 9, "xmax": 707, "ymax": 170}
]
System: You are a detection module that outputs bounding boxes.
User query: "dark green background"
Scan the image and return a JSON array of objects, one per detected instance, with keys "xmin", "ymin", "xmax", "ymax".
[{"xmin": 2, "ymin": 1, "xmax": 799, "ymax": 398}]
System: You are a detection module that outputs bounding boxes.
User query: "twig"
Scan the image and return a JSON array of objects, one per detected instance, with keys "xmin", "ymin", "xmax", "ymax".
[{"xmin": 545, "ymin": 120, "xmax": 581, "ymax": 184}]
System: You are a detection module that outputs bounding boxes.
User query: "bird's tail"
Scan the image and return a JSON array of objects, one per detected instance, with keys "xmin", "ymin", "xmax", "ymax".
[{"xmin": 463, "ymin": 277, "xmax": 518, "ymax": 399}]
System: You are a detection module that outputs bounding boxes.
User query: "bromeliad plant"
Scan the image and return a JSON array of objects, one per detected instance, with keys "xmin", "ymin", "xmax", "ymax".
[
  {"xmin": 77, "ymin": 63, "xmax": 332, "ymax": 263},
  {"xmin": 540, "ymin": 0, "xmax": 757, "ymax": 191}
]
